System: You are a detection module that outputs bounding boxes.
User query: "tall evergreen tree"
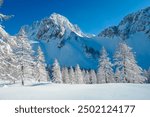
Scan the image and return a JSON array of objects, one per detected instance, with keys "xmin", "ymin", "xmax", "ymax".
[
  {"xmin": 51, "ymin": 59, "xmax": 62, "ymax": 83},
  {"xmin": 15, "ymin": 29, "xmax": 34, "ymax": 85},
  {"xmin": 97, "ymin": 47, "xmax": 115, "ymax": 83},
  {"xmin": 114, "ymin": 43, "xmax": 146, "ymax": 83}
]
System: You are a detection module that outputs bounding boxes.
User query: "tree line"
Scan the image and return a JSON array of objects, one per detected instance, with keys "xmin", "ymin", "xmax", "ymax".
[{"xmin": 51, "ymin": 43, "xmax": 147, "ymax": 84}]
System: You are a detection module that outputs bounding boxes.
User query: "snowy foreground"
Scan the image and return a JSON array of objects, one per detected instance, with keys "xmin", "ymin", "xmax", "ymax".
[{"xmin": 0, "ymin": 83, "xmax": 150, "ymax": 100}]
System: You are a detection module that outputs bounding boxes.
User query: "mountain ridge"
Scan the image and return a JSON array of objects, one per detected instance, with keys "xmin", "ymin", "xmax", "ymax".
[{"xmin": 98, "ymin": 6, "xmax": 150, "ymax": 39}]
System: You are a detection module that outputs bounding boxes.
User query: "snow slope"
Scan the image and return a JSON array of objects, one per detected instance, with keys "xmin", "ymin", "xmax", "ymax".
[{"xmin": 0, "ymin": 84, "xmax": 150, "ymax": 100}]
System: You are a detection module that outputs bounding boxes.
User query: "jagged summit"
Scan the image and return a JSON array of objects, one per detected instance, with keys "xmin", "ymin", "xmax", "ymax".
[
  {"xmin": 49, "ymin": 13, "xmax": 86, "ymax": 37},
  {"xmin": 98, "ymin": 6, "xmax": 150, "ymax": 39},
  {"xmin": 21, "ymin": 13, "xmax": 90, "ymax": 41}
]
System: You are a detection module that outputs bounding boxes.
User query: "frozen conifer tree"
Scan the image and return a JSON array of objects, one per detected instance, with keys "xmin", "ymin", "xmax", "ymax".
[
  {"xmin": 114, "ymin": 43, "xmax": 146, "ymax": 83},
  {"xmin": 62, "ymin": 67, "xmax": 70, "ymax": 84},
  {"xmin": 82, "ymin": 70, "xmax": 86, "ymax": 84},
  {"xmin": 0, "ymin": 2, "xmax": 16, "ymax": 83},
  {"xmin": 143, "ymin": 68, "xmax": 150, "ymax": 83},
  {"xmin": 97, "ymin": 47, "xmax": 115, "ymax": 83},
  {"xmin": 82, "ymin": 70, "xmax": 86, "ymax": 77},
  {"xmin": 15, "ymin": 29, "xmax": 35, "ymax": 85},
  {"xmin": 69, "ymin": 66, "xmax": 76, "ymax": 84},
  {"xmin": 75, "ymin": 64, "xmax": 84, "ymax": 84},
  {"xmin": 89, "ymin": 70, "xmax": 97, "ymax": 84},
  {"xmin": 84, "ymin": 71, "xmax": 90, "ymax": 84},
  {"xmin": 51, "ymin": 59, "xmax": 62, "ymax": 83},
  {"xmin": 62, "ymin": 67, "xmax": 65, "ymax": 83},
  {"xmin": 36, "ymin": 46, "xmax": 49, "ymax": 82}
]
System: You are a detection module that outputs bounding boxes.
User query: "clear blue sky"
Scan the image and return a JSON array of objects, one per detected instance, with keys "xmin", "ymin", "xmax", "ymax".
[{"xmin": 1, "ymin": 0, "xmax": 150, "ymax": 35}]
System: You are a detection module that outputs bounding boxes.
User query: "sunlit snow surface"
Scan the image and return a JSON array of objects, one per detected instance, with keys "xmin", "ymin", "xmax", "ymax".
[{"xmin": 0, "ymin": 83, "xmax": 150, "ymax": 100}]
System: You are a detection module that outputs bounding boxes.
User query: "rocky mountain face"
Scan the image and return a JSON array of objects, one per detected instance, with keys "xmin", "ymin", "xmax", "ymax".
[{"xmin": 98, "ymin": 7, "xmax": 150, "ymax": 39}]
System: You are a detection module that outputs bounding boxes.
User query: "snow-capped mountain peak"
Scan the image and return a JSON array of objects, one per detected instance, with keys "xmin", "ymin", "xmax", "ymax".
[
  {"xmin": 21, "ymin": 13, "xmax": 90, "ymax": 42},
  {"xmin": 98, "ymin": 6, "xmax": 150, "ymax": 39},
  {"xmin": 49, "ymin": 13, "xmax": 86, "ymax": 37}
]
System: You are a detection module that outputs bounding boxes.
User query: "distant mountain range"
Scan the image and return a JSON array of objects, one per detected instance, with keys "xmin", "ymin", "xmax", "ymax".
[{"xmin": 1, "ymin": 6, "xmax": 150, "ymax": 69}]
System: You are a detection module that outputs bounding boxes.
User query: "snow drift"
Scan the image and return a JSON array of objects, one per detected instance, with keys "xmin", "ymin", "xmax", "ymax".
[{"xmin": 0, "ymin": 83, "xmax": 150, "ymax": 100}]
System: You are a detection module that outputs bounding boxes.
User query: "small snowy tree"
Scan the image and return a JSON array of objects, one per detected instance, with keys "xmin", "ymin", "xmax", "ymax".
[
  {"xmin": 35, "ymin": 46, "xmax": 49, "ymax": 82},
  {"xmin": 82, "ymin": 69, "xmax": 86, "ymax": 84},
  {"xmin": 62, "ymin": 67, "xmax": 65, "ymax": 83},
  {"xmin": 75, "ymin": 64, "xmax": 84, "ymax": 84},
  {"xmin": 51, "ymin": 59, "xmax": 62, "ymax": 83},
  {"xmin": 62, "ymin": 67, "xmax": 70, "ymax": 84},
  {"xmin": 97, "ymin": 47, "xmax": 115, "ymax": 83},
  {"xmin": 84, "ymin": 70, "xmax": 90, "ymax": 84},
  {"xmin": 144, "ymin": 68, "xmax": 150, "ymax": 83},
  {"xmin": 114, "ymin": 43, "xmax": 146, "ymax": 83},
  {"xmin": 89, "ymin": 70, "xmax": 97, "ymax": 84},
  {"xmin": 69, "ymin": 66, "xmax": 76, "ymax": 84}
]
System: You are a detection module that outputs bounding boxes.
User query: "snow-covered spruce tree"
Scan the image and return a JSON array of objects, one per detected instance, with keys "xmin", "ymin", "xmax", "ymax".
[
  {"xmin": 114, "ymin": 43, "xmax": 146, "ymax": 83},
  {"xmin": 51, "ymin": 59, "xmax": 62, "ymax": 83},
  {"xmin": 62, "ymin": 67, "xmax": 65, "ymax": 83},
  {"xmin": 84, "ymin": 70, "xmax": 90, "ymax": 84},
  {"xmin": 97, "ymin": 47, "xmax": 115, "ymax": 84},
  {"xmin": 75, "ymin": 64, "xmax": 84, "ymax": 84},
  {"xmin": 143, "ymin": 68, "xmax": 150, "ymax": 83},
  {"xmin": 62, "ymin": 67, "xmax": 70, "ymax": 84},
  {"xmin": 89, "ymin": 70, "xmax": 97, "ymax": 84},
  {"xmin": 15, "ymin": 29, "xmax": 35, "ymax": 85},
  {"xmin": 69, "ymin": 66, "xmax": 76, "ymax": 84},
  {"xmin": 35, "ymin": 46, "xmax": 49, "ymax": 82},
  {"xmin": 0, "ymin": 4, "xmax": 16, "ymax": 83},
  {"xmin": 82, "ymin": 69, "xmax": 86, "ymax": 84}
]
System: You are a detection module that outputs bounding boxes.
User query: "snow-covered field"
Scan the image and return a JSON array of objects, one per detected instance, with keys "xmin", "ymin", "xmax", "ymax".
[{"xmin": 0, "ymin": 83, "xmax": 150, "ymax": 100}]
